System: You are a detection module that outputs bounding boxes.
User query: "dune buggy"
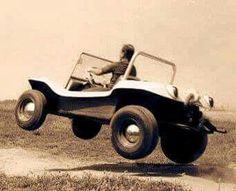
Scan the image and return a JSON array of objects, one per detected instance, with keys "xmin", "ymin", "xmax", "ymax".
[{"xmin": 15, "ymin": 51, "xmax": 226, "ymax": 164}]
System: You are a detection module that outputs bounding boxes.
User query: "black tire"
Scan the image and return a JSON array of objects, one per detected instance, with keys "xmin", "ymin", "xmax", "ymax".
[
  {"xmin": 161, "ymin": 126, "xmax": 208, "ymax": 164},
  {"xmin": 15, "ymin": 90, "xmax": 47, "ymax": 131},
  {"xmin": 111, "ymin": 105, "xmax": 159, "ymax": 160},
  {"xmin": 72, "ymin": 117, "xmax": 102, "ymax": 140}
]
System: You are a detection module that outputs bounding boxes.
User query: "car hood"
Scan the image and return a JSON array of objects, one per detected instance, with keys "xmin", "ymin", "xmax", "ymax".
[{"xmin": 115, "ymin": 80, "xmax": 213, "ymax": 109}]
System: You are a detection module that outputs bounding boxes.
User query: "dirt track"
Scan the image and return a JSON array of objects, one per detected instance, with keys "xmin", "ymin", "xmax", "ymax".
[{"xmin": 0, "ymin": 147, "xmax": 235, "ymax": 191}]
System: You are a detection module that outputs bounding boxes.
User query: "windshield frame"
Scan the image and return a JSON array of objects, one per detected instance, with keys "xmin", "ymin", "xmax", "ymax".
[
  {"xmin": 123, "ymin": 51, "xmax": 176, "ymax": 84},
  {"xmin": 65, "ymin": 52, "xmax": 114, "ymax": 88}
]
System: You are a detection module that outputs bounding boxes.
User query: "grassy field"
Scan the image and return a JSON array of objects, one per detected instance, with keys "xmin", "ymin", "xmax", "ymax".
[
  {"xmin": 0, "ymin": 100, "xmax": 236, "ymax": 190},
  {"xmin": 0, "ymin": 173, "xmax": 191, "ymax": 191}
]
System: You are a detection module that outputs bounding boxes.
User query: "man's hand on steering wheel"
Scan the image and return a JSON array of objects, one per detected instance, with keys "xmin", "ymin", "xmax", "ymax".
[
  {"xmin": 88, "ymin": 67, "xmax": 103, "ymax": 75},
  {"xmin": 87, "ymin": 69, "xmax": 108, "ymax": 88},
  {"xmin": 86, "ymin": 71, "xmax": 96, "ymax": 85}
]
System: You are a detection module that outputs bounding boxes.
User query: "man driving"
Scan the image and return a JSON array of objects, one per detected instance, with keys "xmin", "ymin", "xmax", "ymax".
[{"xmin": 88, "ymin": 44, "xmax": 136, "ymax": 89}]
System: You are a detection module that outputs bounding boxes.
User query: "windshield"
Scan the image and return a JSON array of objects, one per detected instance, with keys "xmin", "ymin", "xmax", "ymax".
[
  {"xmin": 126, "ymin": 52, "xmax": 176, "ymax": 84},
  {"xmin": 66, "ymin": 53, "xmax": 113, "ymax": 87}
]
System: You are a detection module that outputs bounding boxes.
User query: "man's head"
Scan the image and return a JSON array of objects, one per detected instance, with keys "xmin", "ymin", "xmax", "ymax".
[{"xmin": 120, "ymin": 44, "xmax": 135, "ymax": 61}]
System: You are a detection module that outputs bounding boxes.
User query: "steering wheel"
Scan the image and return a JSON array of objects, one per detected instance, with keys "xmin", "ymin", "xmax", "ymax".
[
  {"xmin": 86, "ymin": 71, "xmax": 108, "ymax": 88},
  {"xmin": 85, "ymin": 72, "xmax": 96, "ymax": 86}
]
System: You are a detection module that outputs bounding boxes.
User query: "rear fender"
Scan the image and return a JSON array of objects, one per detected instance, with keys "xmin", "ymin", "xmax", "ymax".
[
  {"xmin": 28, "ymin": 78, "xmax": 117, "ymax": 120},
  {"xmin": 28, "ymin": 79, "xmax": 60, "ymax": 112},
  {"xmin": 29, "ymin": 79, "xmax": 56, "ymax": 97}
]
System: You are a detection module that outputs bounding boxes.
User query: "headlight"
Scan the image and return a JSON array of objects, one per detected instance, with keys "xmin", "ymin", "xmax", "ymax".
[
  {"xmin": 200, "ymin": 95, "xmax": 214, "ymax": 109},
  {"xmin": 166, "ymin": 85, "xmax": 178, "ymax": 98}
]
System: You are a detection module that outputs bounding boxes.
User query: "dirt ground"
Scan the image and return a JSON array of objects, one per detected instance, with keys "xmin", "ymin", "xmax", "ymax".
[
  {"xmin": 0, "ymin": 147, "xmax": 235, "ymax": 191},
  {"xmin": 0, "ymin": 101, "xmax": 236, "ymax": 190}
]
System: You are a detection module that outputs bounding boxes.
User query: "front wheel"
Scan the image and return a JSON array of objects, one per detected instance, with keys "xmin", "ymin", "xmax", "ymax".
[
  {"xmin": 161, "ymin": 126, "xmax": 208, "ymax": 164},
  {"xmin": 111, "ymin": 105, "xmax": 159, "ymax": 160},
  {"xmin": 15, "ymin": 90, "xmax": 47, "ymax": 131}
]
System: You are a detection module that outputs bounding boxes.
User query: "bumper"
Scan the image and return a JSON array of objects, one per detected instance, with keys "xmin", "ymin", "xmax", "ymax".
[
  {"xmin": 166, "ymin": 118, "xmax": 227, "ymax": 134},
  {"xmin": 196, "ymin": 118, "xmax": 227, "ymax": 134}
]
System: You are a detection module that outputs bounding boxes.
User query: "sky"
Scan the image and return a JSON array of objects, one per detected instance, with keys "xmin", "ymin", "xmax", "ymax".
[{"xmin": 0, "ymin": 0, "xmax": 236, "ymax": 110}]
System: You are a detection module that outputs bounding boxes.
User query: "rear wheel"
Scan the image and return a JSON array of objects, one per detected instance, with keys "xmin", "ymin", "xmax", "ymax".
[
  {"xmin": 161, "ymin": 126, "xmax": 208, "ymax": 164},
  {"xmin": 72, "ymin": 117, "xmax": 101, "ymax": 140},
  {"xmin": 15, "ymin": 90, "xmax": 47, "ymax": 131},
  {"xmin": 111, "ymin": 105, "xmax": 159, "ymax": 160}
]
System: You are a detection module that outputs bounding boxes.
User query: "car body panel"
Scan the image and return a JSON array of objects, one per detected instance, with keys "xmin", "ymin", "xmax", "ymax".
[
  {"xmin": 28, "ymin": 78, "xmax": 196, "ymax": 125},
  {"xmin": 29, "ymin": 77, "xmax": 181, "ymax": 101}
]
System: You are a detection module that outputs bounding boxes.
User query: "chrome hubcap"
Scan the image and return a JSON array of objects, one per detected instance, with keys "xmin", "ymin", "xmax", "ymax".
[
  {"xmin": 19, "ymin": 100, "xmax": 35, "ymax": 121},
  {"xmin": 124, "ymin": 124, "xmax": 141, "ymax": 143}
]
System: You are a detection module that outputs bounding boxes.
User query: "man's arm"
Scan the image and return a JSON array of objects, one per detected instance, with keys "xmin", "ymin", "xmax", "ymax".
[{"xmin": 89, "ymin": 63, "xmax": 117, "ymax": 75}]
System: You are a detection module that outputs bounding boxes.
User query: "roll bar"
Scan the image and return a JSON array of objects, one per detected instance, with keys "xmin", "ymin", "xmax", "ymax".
[{"xmin": 124, "ymin": 51, "xmax": 176, "ymax": 84}]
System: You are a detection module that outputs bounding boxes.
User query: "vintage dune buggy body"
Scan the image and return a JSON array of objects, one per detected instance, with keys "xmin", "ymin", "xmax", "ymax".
[{"xmin": 15, "ymin": 51, "xmax": 225, "ymax": 164}]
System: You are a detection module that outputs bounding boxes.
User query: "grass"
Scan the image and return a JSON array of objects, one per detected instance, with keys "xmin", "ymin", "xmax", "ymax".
[
  {"xmin": 0, "ymin": 173, "xmax": 191, "ymax": 191},
  {"xmin": 0, "ymin": 100, "xmax": 235, "ymax": 189}
]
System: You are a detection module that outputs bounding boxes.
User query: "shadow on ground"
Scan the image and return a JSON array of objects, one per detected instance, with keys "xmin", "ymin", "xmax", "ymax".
[{"xmin": 49, "ymin": 162, "xmax": 236, "ymax": 184}]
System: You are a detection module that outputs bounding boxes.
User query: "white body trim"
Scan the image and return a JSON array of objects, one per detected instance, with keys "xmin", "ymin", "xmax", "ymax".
[{"xmin": 30, "ymin": 77, "xmax": 177, "ymax": 100}]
